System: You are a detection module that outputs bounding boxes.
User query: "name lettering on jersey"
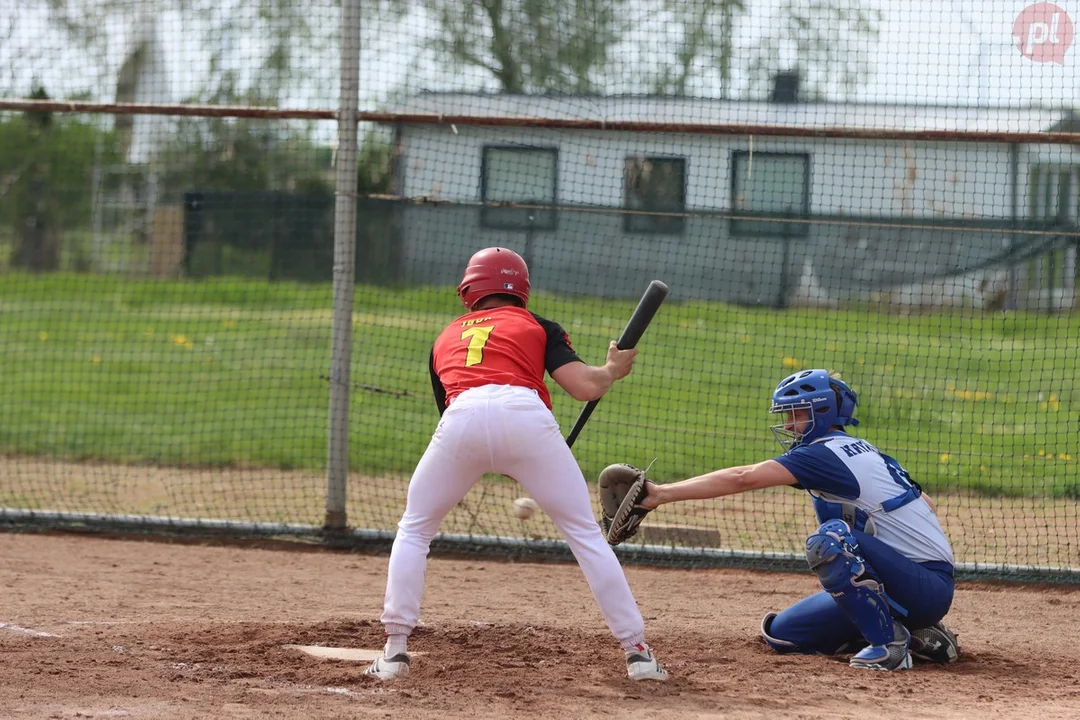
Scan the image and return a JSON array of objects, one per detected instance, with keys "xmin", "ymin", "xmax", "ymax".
[
  {"xmin": 840, "ymin": 440, "xmax": 876, "ymax": 458},
  {"xmin": 461, "ymin": 316, "xmax": 493, "ymax": 327}
]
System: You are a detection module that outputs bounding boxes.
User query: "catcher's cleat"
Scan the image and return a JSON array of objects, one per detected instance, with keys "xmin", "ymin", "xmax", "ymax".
[
  {"xmin": 625, "ymin": 643, "xmax": 668, "ymax": 681},
  {"xmin": 364, "ymin": 653, "xmax": 410, "ymax": 680},
  {"xmin": 849, "ymin": 623, "xmax": 912, "ymax": 671},
  {"xmin": 910, "ymin": 621, "xmax": 960, "ymax": 664}
]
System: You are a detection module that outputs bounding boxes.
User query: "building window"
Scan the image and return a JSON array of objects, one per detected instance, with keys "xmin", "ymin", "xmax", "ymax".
[
  {"xmin": 1029, "ymin": 165, "xmax": 1077, "ymax": 227},
  {"xmin": 1027, "ymin": 165, "xmax": 1078, "ymax": 292},
  {"xmin": 624, "ymin": 157, "xmax": 686, "ymax": 234},
  {"xmin": 730, "ymin": 152, "xmax": 809, "ymax": 237},
  {"xmin": 481, "ymin": 146, "xmax": 557, "ymax": 230}
]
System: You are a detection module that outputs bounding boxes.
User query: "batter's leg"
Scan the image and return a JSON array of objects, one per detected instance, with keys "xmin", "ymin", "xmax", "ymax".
[
  {"xmin": 380, "ymin": 406, "xmax": 487, "ymax": 636},
  {"xmin": 494, "ymin": 399, "xmax": 646, "ymax": 649}
]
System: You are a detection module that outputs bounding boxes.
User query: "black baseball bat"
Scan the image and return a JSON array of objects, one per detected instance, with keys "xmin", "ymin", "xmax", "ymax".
[{"xmin": 565, "ymin": 279, "xmax": 670, "ymax": 448}]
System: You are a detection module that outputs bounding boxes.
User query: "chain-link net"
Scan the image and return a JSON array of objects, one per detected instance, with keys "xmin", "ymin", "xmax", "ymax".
[{"xmin": 1, "ymin": 1, "xmax": 1078, "ymax": 580}]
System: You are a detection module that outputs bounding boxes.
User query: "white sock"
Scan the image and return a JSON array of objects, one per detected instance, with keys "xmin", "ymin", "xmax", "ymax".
[{"xmin": 385, "ymin": 633, "xmax": 408, "ymax": 658}]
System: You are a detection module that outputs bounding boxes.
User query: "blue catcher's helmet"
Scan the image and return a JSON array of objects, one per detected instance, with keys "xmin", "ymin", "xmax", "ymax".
[{"xmin": 770, "ymin": 369, "xmax": 859, "ymax": 452}]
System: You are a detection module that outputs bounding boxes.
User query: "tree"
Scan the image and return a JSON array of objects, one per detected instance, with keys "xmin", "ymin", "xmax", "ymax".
[
  {"xmin": 748, "ymin": 1, "xmax": 883, "ymax": 101},
  {"xmin": 1, "ymin": 87, "xmax": 119, "ymax": 272},
  {"xmin": 645, "ymin": 0, "xmax": 745, "ymax": 98},
  {"xmin": 355, "ymin": 128, "xmax": 400, "ymax": 283},
  {"xmin": 28, "ymin": 0, "xmax": 406, "ymax": 104},
  {"xmin": 423, "ymin": 0, "xmax": 630, "ymax": 93},
  {"xmin": 423, "ymin": 0, "xmax": 880, "ymax": 101},
  {"xmin": 156, "ymin": 97, "xmax": 333, "ymax": 199},
  {"xmin": 357, "ymin": 127, "xmax": 395, "ymax": 196}
]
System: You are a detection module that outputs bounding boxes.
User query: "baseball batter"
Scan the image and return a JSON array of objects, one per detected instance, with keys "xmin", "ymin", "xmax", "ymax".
[
  {"xmin": 638, "ymin": 369, "xmax": 960, "ymax": 671},
  {"xmin": 365, "ymin": 247, "xmax": 667, "ymax": 682}
]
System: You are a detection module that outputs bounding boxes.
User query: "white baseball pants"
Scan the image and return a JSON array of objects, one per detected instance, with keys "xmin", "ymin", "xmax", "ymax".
[{"xmin": 379, "ymin": 384, "xmax": 647, "ymax": 648}]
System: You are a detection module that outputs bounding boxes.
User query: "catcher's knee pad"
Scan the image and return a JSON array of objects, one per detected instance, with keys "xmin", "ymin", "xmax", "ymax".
[
  {"xmin": 805, "ymin": 520, "xmax": 896, "ymax": 647},
  {"xmin": 760, "ymin": 612, "xmax": 864, "ymax": 656},
  {"xmin": 759, "ymin": 613, "xmax": 808, "ymax": 654}
]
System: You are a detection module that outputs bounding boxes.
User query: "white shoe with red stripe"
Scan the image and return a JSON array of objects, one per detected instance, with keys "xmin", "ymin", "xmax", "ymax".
[{"xmin": 625, "ymin": 644, "xmax": 668, "ymax": 681}]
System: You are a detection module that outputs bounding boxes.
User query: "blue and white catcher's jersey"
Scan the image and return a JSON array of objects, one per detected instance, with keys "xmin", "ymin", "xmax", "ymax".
[{"xmin": 774, "ymin": 431, "xmax": 954, "ymax": 566}]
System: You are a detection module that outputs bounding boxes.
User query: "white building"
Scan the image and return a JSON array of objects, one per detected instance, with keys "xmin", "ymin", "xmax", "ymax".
[{"xmin": 383, "ymin": 91, "xmax": 1079, "ymax": 310}]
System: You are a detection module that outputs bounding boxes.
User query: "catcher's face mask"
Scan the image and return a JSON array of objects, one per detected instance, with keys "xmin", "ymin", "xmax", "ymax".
[{"xmin": 770, "ymin": 404, "xmax": 814, "ymax": 453}]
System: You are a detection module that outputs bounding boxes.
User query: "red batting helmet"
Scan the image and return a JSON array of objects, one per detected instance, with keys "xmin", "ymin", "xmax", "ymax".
[{"xmin": 457, "ymin": 247, "xmax": 531, "ymax": 310}]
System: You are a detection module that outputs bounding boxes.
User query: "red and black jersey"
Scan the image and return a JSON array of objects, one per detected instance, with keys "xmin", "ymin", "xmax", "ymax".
[{"xmin": 429, "ymin": 306, "xmax": 581, "ymax": 412}]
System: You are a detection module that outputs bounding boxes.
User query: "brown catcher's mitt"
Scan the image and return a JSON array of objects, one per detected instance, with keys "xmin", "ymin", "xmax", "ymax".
[{"xmin": 598, "ymin": 463, "xmax": 651, "ymax": 546}]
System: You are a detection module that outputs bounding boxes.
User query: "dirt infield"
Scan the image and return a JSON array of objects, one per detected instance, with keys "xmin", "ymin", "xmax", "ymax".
[{"xmin": 2, "ymin": 533, "xmax": 1078, "ymax": 719}]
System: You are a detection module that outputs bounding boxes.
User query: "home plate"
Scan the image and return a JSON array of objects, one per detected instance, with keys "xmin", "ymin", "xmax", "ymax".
[{"xmin": 283, "ymin": 645, "xmax": 424, "ymax": 662}]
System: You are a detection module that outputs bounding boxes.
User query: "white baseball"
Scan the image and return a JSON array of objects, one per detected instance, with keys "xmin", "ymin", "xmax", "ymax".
[{"xmin": 512, "ymin": 497, "xmax": 539, "ymax": 520}]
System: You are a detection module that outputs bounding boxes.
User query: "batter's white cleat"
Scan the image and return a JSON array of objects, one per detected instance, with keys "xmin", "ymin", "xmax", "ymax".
[
  {"xmin": 364, "ymin": 653, "xmax": 410, "ymax": 680},
  {"xmin": 625, "ymin": 644, "xmax": 668, "ymax": 681}
]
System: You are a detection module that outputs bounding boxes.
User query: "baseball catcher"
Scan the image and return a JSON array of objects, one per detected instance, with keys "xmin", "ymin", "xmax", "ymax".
[
  {"xmin": 634, "ymin": 369, "xmax": 961, "ymax": 671},
  {"xmin": 598, "ymin": 463, "xmax": 653, "ymax": 545}
]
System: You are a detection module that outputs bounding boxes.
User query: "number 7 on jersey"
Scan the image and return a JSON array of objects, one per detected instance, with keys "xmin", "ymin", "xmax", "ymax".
[{"xmin": 460, "ymin": 325, "xmax": 494, "ymax": 367}]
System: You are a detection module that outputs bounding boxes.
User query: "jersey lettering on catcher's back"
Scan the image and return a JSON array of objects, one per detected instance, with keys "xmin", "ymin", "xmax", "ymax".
[{"xmin": 839, "ymin": 440, "xmax": 874, "ymax": 457}]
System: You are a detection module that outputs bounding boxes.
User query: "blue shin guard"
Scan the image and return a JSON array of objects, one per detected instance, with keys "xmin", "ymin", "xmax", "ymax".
[{"xmin": 805, "ymin": 520, "xmax": 896, "ymax": 648}]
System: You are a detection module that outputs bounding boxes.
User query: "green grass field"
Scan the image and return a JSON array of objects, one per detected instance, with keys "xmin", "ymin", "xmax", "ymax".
[{"xmin": 1, "ymin": 272, "xmax": 1077, "ymax": 499}]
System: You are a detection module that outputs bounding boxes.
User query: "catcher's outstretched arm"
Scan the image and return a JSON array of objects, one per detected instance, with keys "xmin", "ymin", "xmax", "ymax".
[{"xmin": 646, "ymin": 460, "xmax": 797, "ymax": 509}]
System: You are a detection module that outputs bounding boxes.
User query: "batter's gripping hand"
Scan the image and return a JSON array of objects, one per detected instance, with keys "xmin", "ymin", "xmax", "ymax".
[{"xmin": 598, "ymin": 463, "xmax": 652, "ymax": 546}]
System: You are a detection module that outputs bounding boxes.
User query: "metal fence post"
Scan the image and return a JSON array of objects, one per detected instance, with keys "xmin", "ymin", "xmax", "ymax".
[{"xmin": 325, "ymin": 0, "xmax": 361, "ymax": 530}]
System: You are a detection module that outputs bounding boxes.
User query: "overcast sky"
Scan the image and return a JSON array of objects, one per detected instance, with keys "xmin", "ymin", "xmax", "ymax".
[
  {"xmin": 4, "ymin": 0, "xmax": 1078, "ymax": 111},
  {"xmin": 866, "ymin": 0, "xmax": 1077, "ymax": 107}
]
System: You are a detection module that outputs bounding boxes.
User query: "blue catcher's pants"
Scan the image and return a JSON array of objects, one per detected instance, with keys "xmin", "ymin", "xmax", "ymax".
[{"xmin": 765, "ymin": 529, "xmax": 954, "ymax": 655}]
